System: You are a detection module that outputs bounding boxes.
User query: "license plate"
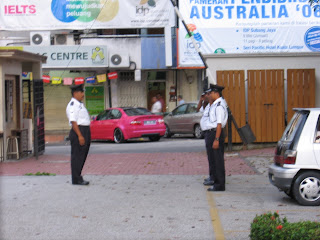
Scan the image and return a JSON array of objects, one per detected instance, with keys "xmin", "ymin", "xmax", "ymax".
[{"xmin": 144, "ymin": 120, "xmax": 156, "ymax": 125}]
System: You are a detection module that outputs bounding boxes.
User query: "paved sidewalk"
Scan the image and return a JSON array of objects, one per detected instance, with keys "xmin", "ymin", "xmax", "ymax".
[
  {"xmin": 0, "ymin": 148, "xmax": 274, "ymax": 177},
  {"xmin": 1, "ymin": 174, "xmax": 318, "ymax": 240},
  {"xmin": 0, "ymin": 147, "xmax": 283, "ymax": 240}
]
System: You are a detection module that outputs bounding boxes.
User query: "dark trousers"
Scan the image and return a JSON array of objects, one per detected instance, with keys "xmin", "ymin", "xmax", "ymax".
[
  {"xmin": 204, "ymin": 130, "xmax": 225, "ymax": 189},
  {"xmin": 69, "ymin": 126, "xmax": 91, "ymax": 183}
]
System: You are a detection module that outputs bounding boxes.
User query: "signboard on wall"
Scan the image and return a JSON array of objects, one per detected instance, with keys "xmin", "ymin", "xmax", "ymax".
[
  {"xmin": 85, "ymin": 86, "xmax": 105, "ymax": 116},
  {"xmin": 23, "ymin": 45, "xmax": 108, "ymax": 68},
  {"xmin": 178, "ymin": 1, "xmax": 320, "ymax": 67},
  {"xmin": 0, "ymin": 0, "xmax": 175, "ymax": 30}
]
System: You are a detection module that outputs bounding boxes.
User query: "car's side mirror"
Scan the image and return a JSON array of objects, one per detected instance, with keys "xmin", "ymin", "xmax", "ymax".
[{"xmin": 91, "ymin": 116, "xmax": 97, "ymax": 121}]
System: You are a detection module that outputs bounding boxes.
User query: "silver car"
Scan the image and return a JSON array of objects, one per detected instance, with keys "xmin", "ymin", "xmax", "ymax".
[
  {"xmin": 164, "ymin": 102, "xmax": 204, "ymax": 139},
  {"xmin": 269, "ymin": 108, "xmax": 320, "ymax": 206}
]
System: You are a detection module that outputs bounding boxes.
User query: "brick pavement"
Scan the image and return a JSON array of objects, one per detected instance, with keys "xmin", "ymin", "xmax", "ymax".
[{"xmin": 0, "ymin": 148, "xmax": 274, "ymax": 176}]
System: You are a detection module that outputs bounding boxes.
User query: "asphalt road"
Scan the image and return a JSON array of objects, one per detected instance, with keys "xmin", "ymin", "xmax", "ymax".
[{"xmin": 45, "ymin": 136, "xmax": 206, "ymax": 155}]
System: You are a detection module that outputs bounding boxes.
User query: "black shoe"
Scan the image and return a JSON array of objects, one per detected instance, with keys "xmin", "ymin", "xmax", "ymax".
[
  {"xmin": 204, "ymin": 177, "xmax": 211, "ymax": 182},
  {"xmin": 207, "ymin": 186, "xmax": 225, "ymax": 192},
  {"xmin": 73, "ymin": 180, "xmax": 90, "ymax": 185},
  {"xmin": 203, "ymin": 180, "xmax": 215, "ymax": 186}
]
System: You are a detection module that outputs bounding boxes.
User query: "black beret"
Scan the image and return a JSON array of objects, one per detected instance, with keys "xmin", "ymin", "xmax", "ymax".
[
  {"xmin": 70, "ymin": 84, "xmax": 84, "ymax": 92},
  {"xmin": 208, "ymin": 84, "xmax": 225, "ymax": 92},
  {"xmin": 201, "ymin": 87, "xmax": 208, "ymax": 95},
  {"xmin": 203, "ymin": 88, "xmax": 211, "ymax": 95}
]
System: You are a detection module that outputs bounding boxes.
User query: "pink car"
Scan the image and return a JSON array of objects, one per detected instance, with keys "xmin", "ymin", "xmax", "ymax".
[{"xmin": 90, "ymin": 107, "xmax": 166, "ymax": 143}]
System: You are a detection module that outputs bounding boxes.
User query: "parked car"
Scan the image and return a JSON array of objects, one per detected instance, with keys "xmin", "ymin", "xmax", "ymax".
[
  {"xmin": 135, "ymin": 107, "xmax": 152, "ymax": 115},
  {"xmin": 90, "ymin": 107, "xmax": 166, "ymax": 143},
  {"xmin": 269, "ymin": 108, "xmax": 320, "ymax": 206},
  {"xmin": 164, "ymin": 102, "xmax": 204, "ymax": 139}
]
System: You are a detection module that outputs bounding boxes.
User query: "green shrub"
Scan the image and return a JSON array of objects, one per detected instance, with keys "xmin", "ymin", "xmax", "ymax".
[{"xmin": 250, "ymin": 212, "xmax": 320, "ymax": 240}]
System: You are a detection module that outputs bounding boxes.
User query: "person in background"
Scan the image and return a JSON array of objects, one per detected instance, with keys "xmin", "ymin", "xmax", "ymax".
[
  {"xmin": 66, "ymin": 84, "xmax": 91, "ymax": 185},
  {"xmin": 156, "ymin": 93, "xmax": 166, "ymax": 112},
  {"xmin": 151, "ymin": 96, "xmax": 162, "ymax": 113},
  {"xmin": 178, "ymin": 95, "xmax": 185, "ymax": 105}
]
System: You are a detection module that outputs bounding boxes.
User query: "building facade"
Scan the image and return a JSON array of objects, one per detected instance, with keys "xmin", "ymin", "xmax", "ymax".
[
  {"xmin": 1, "ymin": 0, "xmax": 320, "ymax": 144},
  {"xmin": 0, "ymin": 1, "xmax": 206, "ymax": 142}
]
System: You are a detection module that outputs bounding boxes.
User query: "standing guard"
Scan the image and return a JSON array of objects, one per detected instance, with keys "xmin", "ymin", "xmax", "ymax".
[
  {"xmin": 66, "ymin": 84, "xmax": 91, "ymax": 185},
  {"xmin": 204, "ymin": 84, "xmax": 228, "ymax": 191},
  {"xmin": 199, "ymin": 89, "xmax": 215, "ymax": 185}
]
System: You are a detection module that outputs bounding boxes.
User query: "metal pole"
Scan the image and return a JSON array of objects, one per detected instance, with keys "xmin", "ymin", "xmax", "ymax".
[
  {"xmin": 107, "ymin": 71, "xmax": 112, "ymax": 108},
  {"xmin": 227, "ymin": 110, "xmax": 232, "ymax": 151},
  {"xmin": 33, "ymin": 84, "xmax": 38, "ymax": 160},
  {"xmin": 169, "ymin": 0, "xmax": 207, "ymax": 68},
  {"xmin": 175, "ymin": 69, "xmax": 178, "ymax": 106},
  {"xmin": 169, "ymin": 0, "xmax": 216, "ymax": 83}
]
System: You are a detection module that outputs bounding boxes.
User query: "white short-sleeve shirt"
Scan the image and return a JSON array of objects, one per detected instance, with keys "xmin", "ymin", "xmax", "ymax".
[
  {"xmin": 66, "ymin": 97, "xmax": 90, "ymax": 126},
  {"xmin": 210, "ymin": 97, "xmax": 228, "ymax": 128},
  {"xmin": 200, "ymin": 104, "xmax": 216, "ymax": 131},
  {"xmin": 151, "ymin": 101, "xmax": 162, "ymax": 113}
]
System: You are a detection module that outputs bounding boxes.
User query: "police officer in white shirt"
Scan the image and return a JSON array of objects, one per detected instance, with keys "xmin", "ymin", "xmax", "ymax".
[
  {"xmin": 66, "ymin": 84, "xmax": 91, "ymax": 185},
  {"xmin": 203, "ymin": 84, "xmax": 228, "ymax": 191},
  {"xmin": 197, "ymin": 90, "xmax": 209, "ymax": 113},
  {"xmin": 198, "ymin": 89, "xmax": 213, "ymax": 185}
]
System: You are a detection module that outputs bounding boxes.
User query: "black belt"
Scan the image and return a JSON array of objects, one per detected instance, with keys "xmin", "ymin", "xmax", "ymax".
[
  {"xmin": 204, "ymin": 128, "xmax": 216, "ymax": 132},
  {"xmin": 78, "ymin": 125, "xmax": 89, "ymax": 128}
]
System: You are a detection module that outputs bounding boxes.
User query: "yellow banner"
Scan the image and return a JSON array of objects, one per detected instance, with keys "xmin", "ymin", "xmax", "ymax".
[
  {"xmin": 97, "ymin": 74, "xmax": 106, "ymax": 83},
  {"xmin": 52, "ymin": 77, "xmax": 62, "ymax": 84}
]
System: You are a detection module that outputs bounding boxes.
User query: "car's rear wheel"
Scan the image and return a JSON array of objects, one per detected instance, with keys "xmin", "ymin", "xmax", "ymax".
[
  {"xmin": 194, "ymin": 124, "xmax": 204, "ymax": 139},
  {"xmin": 149, "ymin": 136, "xmax": 161, "ymax": 142},
  {"xmin": 114, "ymin": 128, "xmax": 125, "ymax": 143},
  {"xmin": 292, "ymin": 171, "xmax": 320, "ymax": 206},
  {"xmin": 164, "ymin": 124, "xmax": 172, "ymax": 138}
]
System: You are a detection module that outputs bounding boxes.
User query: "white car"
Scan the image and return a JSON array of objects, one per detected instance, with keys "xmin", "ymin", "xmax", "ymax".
[{"xmin": 269, "ymin": 108, "xmax": 320, "ymax": 206}]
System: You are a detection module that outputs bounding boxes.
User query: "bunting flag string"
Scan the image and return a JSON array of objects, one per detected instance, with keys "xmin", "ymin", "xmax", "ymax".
[
  {"xmin": 86, "ymin": 76, "xmax": 95, "ymax": 84},
  {"xmin": 40, "ymin": 72, "xmax": 115, "ymax": 85},
  {"xmin": 63, "ymin": 77, "xmax": 73, "ymax": 85},
  {"xmin": 52, "ymin": 77, "xmax": 62, "ymax": 84},
  {"xmin": 97, "ymin": 74, "xmax": 107, "ymax": 83},
  {"xmin": 43, "ymin": 75, "xmax": 50, "ymax": 83},
  {"xmin": 108, "ymin": 72, "xmax": 118, "ymax": 80},
  {"xmin": 75, "ymin": 77, "xmax": 85, "ymax": 85}
]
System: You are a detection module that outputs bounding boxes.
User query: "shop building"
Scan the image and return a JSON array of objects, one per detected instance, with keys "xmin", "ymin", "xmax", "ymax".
[
  {"xmin": 3, "ymin": 0, "xmax": 319, "ymax": 145},
  {"xmin": 1, "ymin": 29, "xmax": 203, "ymax": 142},
  {"xmin": 0, "ymin": 49, "xmax": 46, "ymax": 160},
  {"xmin": 0, "ymin": 0, "xmax": 207, "ymax": 143}
]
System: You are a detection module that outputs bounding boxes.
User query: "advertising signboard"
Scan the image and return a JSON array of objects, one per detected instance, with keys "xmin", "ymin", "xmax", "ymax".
[
  {"xmin": 85, "ymin": 86, "xmax": 105, "ymax": 116},
  {"xmin": 23, "ymin": 45, "xmax": 108, "ymax": 68},
  {"xmin": 0, "ymin": 0, "xmax": 175, "ymax": 30},
  {"xmin": 178, "ymin": 1, "xmax": 320, "ymax": 67}
]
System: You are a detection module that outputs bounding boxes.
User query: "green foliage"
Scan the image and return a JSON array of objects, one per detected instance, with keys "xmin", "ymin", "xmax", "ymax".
[
  {"xmin": 250, "ymin": 212, "xmax": 320, "ymax": 240},
  {"xmin": 25, "ymin": 172, "xmax": 56, "ymax": 176}
]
